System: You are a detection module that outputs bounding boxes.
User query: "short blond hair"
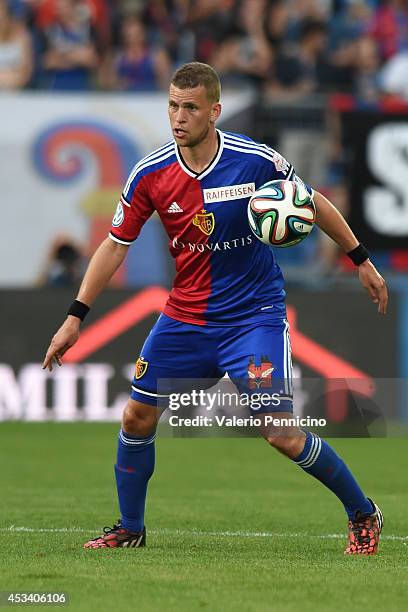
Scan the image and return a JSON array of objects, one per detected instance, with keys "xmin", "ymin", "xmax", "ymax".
[{"xmin": 171, "ymin": 62, "xmax": 221, "ymax": 102}]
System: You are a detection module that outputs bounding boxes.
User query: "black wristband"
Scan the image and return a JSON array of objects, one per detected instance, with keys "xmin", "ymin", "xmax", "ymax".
[
  {"xmin": 347, "ymin": 243, "xmax": 370, "ymax": 266},
  {"xmin": 67, "ymin": 300, "xmax": 90, "ymax": 321}
]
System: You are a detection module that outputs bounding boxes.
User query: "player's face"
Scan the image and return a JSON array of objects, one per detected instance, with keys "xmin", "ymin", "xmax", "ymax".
[{"xmin": 168, "ymin": 84, "xmax": 221, "ymax": 148}]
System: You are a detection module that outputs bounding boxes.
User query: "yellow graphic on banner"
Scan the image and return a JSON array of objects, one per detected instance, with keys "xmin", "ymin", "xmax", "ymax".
[{"xmin": 192, "ymin": 209, "xmax": 215, "ymax": 236}]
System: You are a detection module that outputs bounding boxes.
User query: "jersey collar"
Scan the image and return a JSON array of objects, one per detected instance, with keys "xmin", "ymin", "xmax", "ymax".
[{"xmin": 175, "ymin": 129, "xmax": 224, "ymax": 180}]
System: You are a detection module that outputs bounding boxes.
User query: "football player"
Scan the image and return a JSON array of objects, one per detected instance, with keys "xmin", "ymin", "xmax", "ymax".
[{"xmin": 43, "ymin": 62, "xmax": 388, "ymax": 554}]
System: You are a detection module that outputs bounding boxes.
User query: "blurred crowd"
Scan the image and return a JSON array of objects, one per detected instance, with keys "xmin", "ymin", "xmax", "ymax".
[{"xmin": 0, "ymin": 0, "xmax": 407, "ymax": 101}]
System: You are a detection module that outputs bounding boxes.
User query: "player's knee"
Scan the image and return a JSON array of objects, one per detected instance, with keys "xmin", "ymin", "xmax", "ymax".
[
  {"xmin": 122, "ymin": 400, "xmax": 159, "ymax": 436},
  {"xmin": 265, "ymin": 433, "xmax": 305, "ymax": 458}
]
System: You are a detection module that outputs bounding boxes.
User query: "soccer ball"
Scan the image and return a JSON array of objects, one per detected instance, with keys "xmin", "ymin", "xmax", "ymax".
[{"xmin": 247, "ymin": 179, "xmax": 316, "ymax": 247}]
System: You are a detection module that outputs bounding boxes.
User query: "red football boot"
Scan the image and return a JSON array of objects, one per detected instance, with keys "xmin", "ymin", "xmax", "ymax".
[
  {"xmin": 84, "ymin": 522, "xmax": 146, "ymax": 549},
  {"xmin": 344, "ymin": 499, "xmax": 383, "ymax": 555}
]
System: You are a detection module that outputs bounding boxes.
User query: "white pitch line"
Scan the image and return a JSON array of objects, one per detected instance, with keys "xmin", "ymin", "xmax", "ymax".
[{"xmin": 1, "ymin": 526, "xmax": 407, "ymax": 542}]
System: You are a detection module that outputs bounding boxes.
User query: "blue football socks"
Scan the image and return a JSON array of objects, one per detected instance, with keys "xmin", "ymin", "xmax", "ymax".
[
  {"xmin": 293, "ymin": 431, "xmax": 373, "ymax": 519},
  {"xmin": 114, "ymin": 428, "xmax": 156, "ymax": 532}
]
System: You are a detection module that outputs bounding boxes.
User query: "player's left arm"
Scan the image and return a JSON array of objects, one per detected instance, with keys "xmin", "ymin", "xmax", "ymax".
[{"xmin": 313, "ymin": 190, "xmax": 388, "ymax": 315}]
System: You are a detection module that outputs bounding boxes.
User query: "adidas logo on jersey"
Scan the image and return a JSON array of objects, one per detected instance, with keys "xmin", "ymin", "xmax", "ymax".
[{"xmin": 167, "ymin": 202, "xmax": 183, "ymax": 213}]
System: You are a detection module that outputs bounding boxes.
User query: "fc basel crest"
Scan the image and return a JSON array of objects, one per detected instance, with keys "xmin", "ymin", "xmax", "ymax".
[
  {"xmin": 135, "ymin": 356, "xmax": 148, "ymax": 379},
  {"xmin": 192, "ymin": 209, "xmax": 215, "ymax": 236},
  {"xmin": 247, "ymin": 355, "xmax": 275, "ymax": 389}
]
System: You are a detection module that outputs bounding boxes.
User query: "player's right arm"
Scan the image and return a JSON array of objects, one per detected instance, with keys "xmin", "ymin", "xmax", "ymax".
[
  {"xmin": 43, "ymin": 162, "xmax": 155, "ymax": 371},
  {"xmin": 42, "ymin": 238, "xmax": 128, "ymax": 371}
]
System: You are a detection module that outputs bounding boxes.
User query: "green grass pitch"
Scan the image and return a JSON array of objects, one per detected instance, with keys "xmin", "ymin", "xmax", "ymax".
[{"xmin": 0, "ymin": 423, "xmax": 407, "ymax": 611}]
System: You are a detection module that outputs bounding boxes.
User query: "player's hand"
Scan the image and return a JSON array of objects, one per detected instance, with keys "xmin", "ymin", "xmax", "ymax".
[
  {"xmin": 42, "ymin": 316, "xmax": 81, "ymax": 371},
  {"xmin": 358, "ymin": 260, "xmax": 388, "ymax": 315}
]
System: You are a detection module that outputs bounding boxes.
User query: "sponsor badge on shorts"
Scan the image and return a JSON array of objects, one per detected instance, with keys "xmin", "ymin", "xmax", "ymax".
[{"xmin": 247, "ymin": 355, "xmax": 275, "ymax": 389}]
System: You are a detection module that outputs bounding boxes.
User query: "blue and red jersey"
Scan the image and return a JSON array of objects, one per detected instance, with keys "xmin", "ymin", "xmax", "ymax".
[{"xmin": 109, "ymin": 129, "xmax": 299, "ymax": 325}]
